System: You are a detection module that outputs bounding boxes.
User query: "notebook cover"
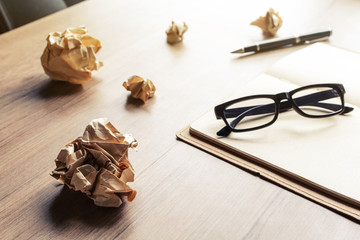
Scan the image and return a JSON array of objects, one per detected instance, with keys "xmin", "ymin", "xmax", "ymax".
[{"xmin": 176, "ymin": 126, "xmax": 360, "ymax": 221}]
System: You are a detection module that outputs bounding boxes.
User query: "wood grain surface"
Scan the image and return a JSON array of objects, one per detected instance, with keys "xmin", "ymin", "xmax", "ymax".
[{"xmin": 1, "ymin": 0, "xmax": 360, "ymax": 239}]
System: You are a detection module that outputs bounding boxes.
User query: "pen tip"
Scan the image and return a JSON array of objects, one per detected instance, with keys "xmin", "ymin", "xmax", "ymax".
[{"xmin": 231, "ymin": 48, "xmax": 245, "ymax": 54}]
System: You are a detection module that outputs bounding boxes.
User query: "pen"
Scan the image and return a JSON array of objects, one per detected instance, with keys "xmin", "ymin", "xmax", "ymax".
[{"xmin": 231, "ymin": 28, "xmax": 332, "ymax": 53}]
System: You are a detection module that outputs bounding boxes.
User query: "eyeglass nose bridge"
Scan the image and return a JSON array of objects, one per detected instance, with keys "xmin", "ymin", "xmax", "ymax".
[
  {"xmin": 274, "ymin": 92, "xmax": 296, "ymax": 114},
  {"xmin": 275, "ymin": 92, "xmax": 290, "ymax": 101}
]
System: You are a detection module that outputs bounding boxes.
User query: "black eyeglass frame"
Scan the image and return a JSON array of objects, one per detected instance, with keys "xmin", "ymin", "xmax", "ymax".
[{"xmin": 214, "ymin": 83, "xmax": 353, "ymax": 134}]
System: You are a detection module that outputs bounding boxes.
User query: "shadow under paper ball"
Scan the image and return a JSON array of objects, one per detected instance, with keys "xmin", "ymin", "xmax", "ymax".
[
  {"xmin": 126, "ymin": 95, "xmax": 145, "ymax": 106},
  {"xmin": 38, "ymin": 79, "xmax": 83, "ymax": 98},
  {"xmin": 124, "ymin": 95, "xmax": 158, "ymax": 114},
  {"xmin": 49, "ymin": 186, "xmax": 127, "ymax": 227}
]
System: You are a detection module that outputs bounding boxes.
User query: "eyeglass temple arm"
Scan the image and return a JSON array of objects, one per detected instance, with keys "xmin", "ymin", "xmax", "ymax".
[
  {"xmin": 217, "ymin": 104, "xmax": 275, "ymax": 136},
  {"xmin": 217, "ymin": 90, "xmax": 353, "ymax": 137},
  {"xmin": 217, "ymin": 104, "xmax": 271, "ymax": 136}
]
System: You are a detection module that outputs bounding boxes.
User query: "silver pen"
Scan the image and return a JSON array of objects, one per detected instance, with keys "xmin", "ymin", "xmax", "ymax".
[{"xmin": 231, "ymin": 28, "xmax": 332, "ymax": 54}]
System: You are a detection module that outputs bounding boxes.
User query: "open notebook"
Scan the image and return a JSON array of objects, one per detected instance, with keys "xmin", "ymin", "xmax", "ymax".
[{"xmin": 177, "ymin": 43, "xmax": 360, "ymax": 221}]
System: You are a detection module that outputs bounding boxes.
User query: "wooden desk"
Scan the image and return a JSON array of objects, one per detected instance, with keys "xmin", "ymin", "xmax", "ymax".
[{"xmin": 1, "ymin": 0, "xmax": 360, "ymax": 239}]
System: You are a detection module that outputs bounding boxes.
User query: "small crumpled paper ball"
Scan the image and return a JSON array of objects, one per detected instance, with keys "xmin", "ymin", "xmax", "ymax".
[
  {"xmin": 123, "ymin": 75, "xmax": 156, "ymax": 103},
  {"xmin": 165, "ymin": 21, "xmax": 188, "ymax": 44},
  {"xmin": 51, "ymin": 118, "xmax": 137, "ymax": 207},
  {"xmin": 41, "ymin": 26, "xmax": 103, "ymax": 84},
  {"xmin": 251, "ymin": 8, "xmax": 282, "ymax": 37}
]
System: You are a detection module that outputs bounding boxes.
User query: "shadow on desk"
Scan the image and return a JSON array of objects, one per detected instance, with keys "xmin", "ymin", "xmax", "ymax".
[
  {"xmin": 49, "ymin": 186, "xmax": 127, "ymax": 227},
  {"xmin": 126, "ymin": 95, "xmax": 145, "ymax": 106},
  {"xmin": 124, "ymin": 95, "xmax": 157, "ymax": 114},
  {"xmin": 38, "ymin": 80, "xmax": 83, "ymax": 98}
]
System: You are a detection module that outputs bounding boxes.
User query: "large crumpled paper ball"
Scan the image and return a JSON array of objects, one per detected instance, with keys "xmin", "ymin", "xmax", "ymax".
[
  {"xmin": 41, "ymin": 26, "xmax": 103, "ymax": 84},
  {"xmin": 51, "ymin": 118, "xmax": 137, "ymax": 207}
]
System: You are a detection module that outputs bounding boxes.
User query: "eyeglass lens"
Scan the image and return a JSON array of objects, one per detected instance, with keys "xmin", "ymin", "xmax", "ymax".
[{"xmin": 292, "ymin": 87, "xmax": 342, "ymax": 116}]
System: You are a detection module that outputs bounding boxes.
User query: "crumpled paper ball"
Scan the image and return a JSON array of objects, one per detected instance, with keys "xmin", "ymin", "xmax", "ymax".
[
  {"xmin": 250, "ymin": 8, "xmax": 283, "ymax": 37},
  {"xmin": 51, "ymin": 118, "xmax": 137, "ymax": 207},
  {"xmin": 123, "ymin": 75, "xmax": 156, "ymax": 103},
  {"xmin": 41, "ymin": 26, "xmax": 103, "ymax": 84},
  {"xmin": 165, "ymin": 21, "xmax": 188, "ymax": 44}
]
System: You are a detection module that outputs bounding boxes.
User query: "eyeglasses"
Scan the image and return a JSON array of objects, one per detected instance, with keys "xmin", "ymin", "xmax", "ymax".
[{"xmin": 214, "ymin": 83, "xmax": 354, "ymax": 137}]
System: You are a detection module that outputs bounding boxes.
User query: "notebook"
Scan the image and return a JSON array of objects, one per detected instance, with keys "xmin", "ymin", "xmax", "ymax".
[{"xmin": 177, "ymin": 43, "xmax": 360, "ymax": 221}]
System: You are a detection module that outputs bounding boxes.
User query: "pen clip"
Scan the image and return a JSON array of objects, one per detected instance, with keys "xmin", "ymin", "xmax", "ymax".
[{"xmin": 303, "ymin": 36, "xmax": 330, "ymax": 44}]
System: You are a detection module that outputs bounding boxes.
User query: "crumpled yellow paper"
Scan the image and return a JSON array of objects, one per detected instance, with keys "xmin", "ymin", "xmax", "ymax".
[
  {"xmin": 51, "ymin": 118, "xmax": 137, "ymax": 207},
  {"xmin": 41, "ymin": 26, "xmax": 103, "ymax": 84},
  {"xmin": 251, "ymin": 8, "xmax": 283, "ymax": 37},
  {"xmin": 165, "ymin": 21, "xmax": 188, "ymax": 44},
  {"xmin": 123, "ymin": 75, "xmax": 156, "ymax": 103}
]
